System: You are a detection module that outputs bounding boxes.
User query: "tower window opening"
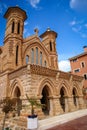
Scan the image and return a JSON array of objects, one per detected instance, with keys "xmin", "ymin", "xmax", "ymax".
[
  {"xmin": 12, "ymin": 21, "xmax": 15, "ymax": 33},
  {"xmin": 16, "ymin": 45, "xmax": 19, "ymax": 65},
  {"xmin": 17, "ymin": 22, "xmax": 20, "ymax": 34},
  {"xmin": 50, "ymin": 41, "xmax": 52, "ymax": 51}
]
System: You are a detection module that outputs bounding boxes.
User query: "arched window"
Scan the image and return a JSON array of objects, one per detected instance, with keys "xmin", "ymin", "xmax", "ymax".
[
  {"xmin": 26, "ymin": 55, "xmax": 29, "ymax": 64},
  {"xmin": 50, "ymin": 41, "xmax": 52, "ymax": 51},
  {"xmin": 31, "ymin": 48, "xmax": 34, "ymax": 64},
  {"xmin": 12, "ymin": 21, "xmax": 15, "ymax": 33},
  {"xmin": 44, "ymin": 60, "xmax": 47, "ymax": 67},
  {"xmin": 16, "ymin": 45, "xmax": 19, "ymax": 65},
  {"xmin": 17, "ymin": 22, "xmax": 20, "ymax": 34},
  {"xmin": 40, "ymin": 52, "xmax": 42, "ymax": 66},
  {"xmin": 36, "ymin": 47, "xmax": 38, "ymax": 64}
]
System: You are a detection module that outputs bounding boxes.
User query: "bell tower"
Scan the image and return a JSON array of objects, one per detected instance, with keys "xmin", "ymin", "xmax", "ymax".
[
  {"xmin": 3, "ymin": 6, "xmax": 27, "ymax": 71},
  {"xmin": 40, "ymin": 28, "xmax": 58, "ymax": 70},
  {"xmin": 4, "ymin": 6, "xmax": 27, "ymax": 41}
]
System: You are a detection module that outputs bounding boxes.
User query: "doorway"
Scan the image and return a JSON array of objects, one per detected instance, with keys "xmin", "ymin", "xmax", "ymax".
[
  {"xmin": 59, "ymin": 87, "xmax": 65, "ymax": 112},
  {"xmin": 14, "ymin": 87, "xmax": 22, "ymax": 116},
  {"xmin": 40, "ymin": 86, "xmax": 50, "ymax": 115},
  {"xmin": 73, "ymin": 88, "xmax": 77, "ymax": 106}
]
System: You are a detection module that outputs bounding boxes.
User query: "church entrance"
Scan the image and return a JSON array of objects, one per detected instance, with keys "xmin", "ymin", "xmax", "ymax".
[
  {"xmin": 59, "ymin": 87, "xmax": 65, "ymax": 112},
  {"xmin": 40, "ymin": 86, "xmax": 50, "ymax": 115},
  {"xmin": 14, "ymin": 87, "xmax": 22, "ymax": 116}
]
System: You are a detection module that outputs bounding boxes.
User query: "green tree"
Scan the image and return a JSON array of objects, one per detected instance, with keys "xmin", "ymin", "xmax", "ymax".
[{"xmin": 0, "ymin": 97, "xmax": 16, "ymax": 130}]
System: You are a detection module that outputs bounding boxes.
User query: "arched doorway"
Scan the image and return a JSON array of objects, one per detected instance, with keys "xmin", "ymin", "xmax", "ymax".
[
  {"xmin": 73, "ymin": 88, "xmax": 77, "ymax": 106},
  {"xmin": 40, "ymin": 85, "xmax": 50, "ymax": 115},
  {"xmin": 14, "ymin": 87, "xmax": 21, "ymax": 98},
  {"xmin": 59, "ymin": 87, "xmax": 65, "ymax": 112},
  {"xmin": 14, "ymin": 87, "xmax": 22, "ymax": 116}
]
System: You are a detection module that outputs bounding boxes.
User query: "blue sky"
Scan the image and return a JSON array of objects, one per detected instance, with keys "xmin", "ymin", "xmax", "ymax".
[{"xmin": 0, "ymin": 0, "xmax": 87, "ymax": 71}]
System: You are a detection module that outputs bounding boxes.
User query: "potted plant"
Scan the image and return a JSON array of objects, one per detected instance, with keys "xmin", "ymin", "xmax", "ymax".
[{"xmin": 26, "ymin": 94, "xmax": 45, "ymax": 129}]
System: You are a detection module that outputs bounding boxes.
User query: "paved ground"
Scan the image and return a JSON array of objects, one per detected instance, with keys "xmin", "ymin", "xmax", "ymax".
[{"xmin": 47, "ymin": 115, "xmax": 87, "ymax": 130}]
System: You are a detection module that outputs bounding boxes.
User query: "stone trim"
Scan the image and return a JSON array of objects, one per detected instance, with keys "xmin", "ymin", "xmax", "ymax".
[{"xmin": 8, "ymin": 65, "xmax": 27, "ymax": 79}]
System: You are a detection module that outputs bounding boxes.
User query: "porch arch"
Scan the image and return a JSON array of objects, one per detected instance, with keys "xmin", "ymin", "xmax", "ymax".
[
  {"xmin": 10, "ymin": 78, "xmax": 24, "ymax": 98},
  {"xmin": 58, "ymin": 80, "xmax": 70, "ymax": 96},
  {"xmin": 37, "ymin": 78, "xmax": 56, "ymax": 96},
  {"xmin": 38, "ymin": 78, "xmax": 56, "ymax": 115},
  {"xmin": 58, "ymin": 80, "xmax": 70, "ymax": 112},
  {"xmin": 9, "ymin": 79, "xmax": 24, "ymax": 116},
  {"xmin": 72, "ymin": 84, "xmax": 80, "ymax": 108},
  {"xmin": 72, "ymin": 82, "xmax": 81, "ymax": 96}
]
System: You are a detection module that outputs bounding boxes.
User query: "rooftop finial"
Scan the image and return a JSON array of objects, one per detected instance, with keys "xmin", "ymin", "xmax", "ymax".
[
  {"xmin": 16, "ymin": 5, "xmax": 19, "ymax": 7},
  {"xmin": 47, "ymin": 27, "xmax": 51, "ymax": 31},
  {"xmin": 34, "ymin": 28, "xmax": 39, "ymax": 35}
]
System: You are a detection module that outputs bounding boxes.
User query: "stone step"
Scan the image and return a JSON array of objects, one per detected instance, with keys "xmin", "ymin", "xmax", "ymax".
[{"xmin": 38, "ymin": 109, "xmax": 87, "ymax": 130}]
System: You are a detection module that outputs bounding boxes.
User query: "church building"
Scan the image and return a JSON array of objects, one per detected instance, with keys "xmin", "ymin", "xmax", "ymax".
[{"xmin": 0, "ymin": 6, "xmax": 86, "ymax": 118}]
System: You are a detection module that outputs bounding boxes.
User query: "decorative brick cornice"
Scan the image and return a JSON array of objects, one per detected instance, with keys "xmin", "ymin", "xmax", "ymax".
[
  {"xmin": 8, "ymin": 64, "xmax": 84, "ymax": 82},
  {"xmin": 72, "ymin": 74, "xmax": 84, "ymax": 82},
  {"xmin": 58, "ymin": 71, "xmax": 71, "ymax": 80},
  {"xmin": 29, "ymin": 64, "xmax": 57, "ymax": 77}
]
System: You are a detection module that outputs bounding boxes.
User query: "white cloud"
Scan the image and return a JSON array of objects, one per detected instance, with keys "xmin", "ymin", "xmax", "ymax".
[
  {"xmin": 70, "ymin": 20, "xmax": 77, "ymax": 26},
  {"xmin": 58, "ymin": 60, "xmax": 71, "ymax": 72},
  {"xmin": 69, "ymin": 18, "xmax": 87, "ymax": 39},
  {"xmin": 70, "ymin": 0, "xmax": 87, "ymax": 12},
  {"xmin": 69, "ymin": 19, "xmax": 83, "ymax": 26},
  {"xmin": 72, "ymin": 26, "xmax": 81, "ymax": 33},
  {"xmin": 29, "ymin": 0, "xmax": 40, "ymax": 8}
]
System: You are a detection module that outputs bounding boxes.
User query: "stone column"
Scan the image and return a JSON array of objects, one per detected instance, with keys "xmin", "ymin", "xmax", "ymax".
[
  {"xmin": 51, "ymin": 96, "xmax": 63, "ymax": 115},
  {"xmin": 20, "ymin": 96, "xmax": 31, "ymax": 116},
  {"xmin": 67, "ymin": 96, "xmax": 76, "ymax": 112},
  {"xmin": 76, "ymin": 97, "xmax": 79, "ymax": 110},
  {"xmin": 65, "ymin": 97, "xmax": 69, "ymax": 112},
  {"xmin": 36, "ymin": 97, "xmax": 45, "ymax": 119},
  {"xmin": 78, "ymin": 96, "xmax": 86, "ymax": 109},
  {"xmin": 49, "ymin": 98, "xmax": 54, "ymax": 116}
]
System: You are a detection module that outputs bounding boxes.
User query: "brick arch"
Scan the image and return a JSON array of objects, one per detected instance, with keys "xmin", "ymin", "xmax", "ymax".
[
  {"xmin": 58, "ymin": 80, "xmax": 71, "ymax": 97},
  {"xmin": 37, "ymin": 78, "xmax": 57, "ymax": 97},
  {"xmin": 9, "ymin": 78, "xmax": 24, "ymax": 98}
]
